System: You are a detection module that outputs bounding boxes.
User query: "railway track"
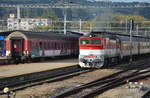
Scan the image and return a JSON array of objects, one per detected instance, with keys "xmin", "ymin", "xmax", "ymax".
[
  {"xmin": 141, "ymin": 88, "xmax": 150, "ymax": 98},
  {"xmin": 54, "ymin": 60, "xmax": 150, "ymax": 98},
  {"xmin": 0, "ymin": 65, "xmax": 96, "ymax": 95}
]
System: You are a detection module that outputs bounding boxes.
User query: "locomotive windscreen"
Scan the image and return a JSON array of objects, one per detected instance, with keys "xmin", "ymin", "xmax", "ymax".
[
  {"xmin": 80, "ymin": 39, "xmax": 90, "ymax": 45},
  {"xmin": 91, "ymin": 39, "xmax": 101, "ymax": 44},
  {"xmin": 80, "ymin": 38, "xmax": 101, "ymax": 45}
]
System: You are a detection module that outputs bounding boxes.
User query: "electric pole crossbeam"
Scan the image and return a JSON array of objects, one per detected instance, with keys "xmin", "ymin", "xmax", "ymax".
[{"xmin": 0, "ymin": 4, "xmax": 150, "ymax": 9}]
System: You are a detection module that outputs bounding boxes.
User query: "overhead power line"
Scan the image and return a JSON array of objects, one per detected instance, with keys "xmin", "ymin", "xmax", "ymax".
[{"xmin": 0, "ymin": 3, "xmax": 150, "ymax": 9}]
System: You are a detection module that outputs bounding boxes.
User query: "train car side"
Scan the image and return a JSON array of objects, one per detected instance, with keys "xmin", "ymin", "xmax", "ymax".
[{"xmin": 6, "ymin": 31, "xmax": 79, "ymax": 62}]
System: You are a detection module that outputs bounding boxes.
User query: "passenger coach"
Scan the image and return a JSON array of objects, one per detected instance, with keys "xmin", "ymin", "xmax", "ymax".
[{"xmin": 6, "ymin": 31, "xmax": 79, "ymax": 61}]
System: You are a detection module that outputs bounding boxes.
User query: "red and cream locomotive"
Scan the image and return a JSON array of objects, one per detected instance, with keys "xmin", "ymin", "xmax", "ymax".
[{"xmin": 79, "ymin": 32, "xmax": 150, "ymax": 68}]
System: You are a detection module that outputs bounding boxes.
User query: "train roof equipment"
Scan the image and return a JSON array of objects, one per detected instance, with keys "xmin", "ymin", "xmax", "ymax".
[
  {"xmin": 6, "ymin": 30, "xmax": 80, "ymax": 41},
  {"xmin": 90, "ymin": 31, "xmax": 150, "ymax": 39}
]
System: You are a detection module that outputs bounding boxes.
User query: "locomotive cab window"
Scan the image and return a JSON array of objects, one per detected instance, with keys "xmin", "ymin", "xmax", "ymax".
[
  {"xmin": 91, "ymin": 39, "xmax": 101, "ymax": 45},
  {"xmin": 80, "ymin": 39, "xmax": 90, "ymax": 45}
]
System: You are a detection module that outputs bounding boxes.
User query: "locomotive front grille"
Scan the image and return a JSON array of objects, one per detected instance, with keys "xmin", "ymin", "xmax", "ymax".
[{"xmin": 79, "ymin": 55, "xmax": 104, "ymax": 67}]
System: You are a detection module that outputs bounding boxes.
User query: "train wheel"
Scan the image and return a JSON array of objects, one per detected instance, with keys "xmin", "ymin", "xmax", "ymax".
[
  {"xmin": 77, "ymin": 64, "xmax": 81, "ymax": 68},
  {"xmin": 21, "ymin": 59, "xmax": 25, "ymax": 64},
  {"xmin": 117, "ymin": 56, "xmax": 121, "ymax": 64},
  {"xmin": 104, "ymin": 58, "xmax": 108, "ymax": 68},
  {"xmin": 4, "ymin": 60, "xmax": 8, "ymax": 65},
  {"xmin": 27, "ymin": 57, "xmax": 32, "ymax": 63},
  {"xmin": 15, "ymin": 58, "xmax": 19, "ymax": 65}
]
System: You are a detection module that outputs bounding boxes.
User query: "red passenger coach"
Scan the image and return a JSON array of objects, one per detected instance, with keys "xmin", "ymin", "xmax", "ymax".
[{"xmin": 6, "ymin": 31, "xmax": 79, "ymax": 62}]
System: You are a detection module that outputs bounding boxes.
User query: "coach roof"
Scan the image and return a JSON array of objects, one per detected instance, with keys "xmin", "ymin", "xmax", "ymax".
[{"xmin": 6, "ymin": 30, "xmax": 77, "ymax": 40}]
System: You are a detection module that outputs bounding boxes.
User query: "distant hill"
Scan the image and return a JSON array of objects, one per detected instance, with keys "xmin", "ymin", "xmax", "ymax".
[{"xmin": 0, "ymin": 0, "xmax": 150, "ymax": 20}]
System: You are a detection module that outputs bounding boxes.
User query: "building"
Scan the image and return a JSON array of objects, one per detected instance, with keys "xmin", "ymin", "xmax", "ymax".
[{"xmin": 7, "ymin": 14, "xmax": 52, "ymax": 30}]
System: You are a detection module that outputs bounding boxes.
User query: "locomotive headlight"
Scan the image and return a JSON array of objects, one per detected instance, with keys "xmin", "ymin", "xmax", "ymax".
[
  {"xmin": 6, "ymin": 51, "xmax": 10, "ymax": 56},
  {"xmin": 79, "ymin": 55, "xmax": 85, "ymax": 59},
  {"xmin": 80, "ymin": 58, "xmax": 86, "ymax": 63},
  {"xmin": 100, "ymin": 56, "xmax": 104, "ymax": 61},
  {"xmin": 95, "ymin": 55, "xmax": 104, "ymax": 60}
]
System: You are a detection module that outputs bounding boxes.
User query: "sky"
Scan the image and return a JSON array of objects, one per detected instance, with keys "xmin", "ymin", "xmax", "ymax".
[{"xmin": 94, "ymin": 0, "xmax": 150, "ymax": 2}]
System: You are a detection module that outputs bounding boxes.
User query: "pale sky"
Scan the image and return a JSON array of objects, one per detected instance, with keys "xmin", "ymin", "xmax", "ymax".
[{"xmin": 94, "ymin": 0, "xmax": 150, "ymax": 2}]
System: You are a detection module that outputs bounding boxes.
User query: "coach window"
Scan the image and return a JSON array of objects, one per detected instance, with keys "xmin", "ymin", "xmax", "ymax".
[
  {"xmin": 58, "ymin": 41, "xmax": 60, "ymax": 49},
  {"xmin": 36, "ymin": 41, "xmax": 38, "ymax": 49},
  {"xmin": 48, "ymin": 41, "xmax": 50, "ymax": 49},
  {"xmin": 52, "ymin": 41, "xmax": 55, "ymax": 49},
  {"xmin": 59, "ymin": 42, "xmax": 61, "ymax": 49},
  {"xmin": 53, "ymin": 41, "xmax": 55, "ymax": 49},
  {"xmin": 67, "ymin": 42, "xmax": 69, "ymax": 49},
  {"xmin": 51, "ymin": 41, "xmax": 52, "ymax": 49},
  {"xmin": 69, "ymin": 42, "xmax": 72, "ymax": 49},
  {"xmin": 59, "ymin": 41, "xmax": 61, "ymax": 49},
  {"xmin": 51, "ymin": 41, "xmax": 53, "ymax": 49},
  {"xmin": 29, "ymin": 41, "xmax": 32, "ymax": 49},
  {"xmin": 44, "ymin": 41, "xmax": 47, "ymax": 49},
  {"xmin": 55, "ymin": 41, "xmax": 57, "ymax": 49},
  {"xmin": 46, "ymin": 41, "xmax": 48, "ymax": 49},
  {"xmin": 67, "ymin": 42, "xmax": 70, "ymax": 49},
  {"xmin": 65, "ymin": 42, "xmax": 67, "ymax": 49},
  {"xmin": 57, "ymin": 41, "xmax": 59, "ymax": 49},
  {"xmin": 34, "ymin": 41, "xmax": 36, "ymax": 49},
  {"xmin": 66, "ymin": 42, "xmax": 68, "ymax": 49},
  {"xmin": 49, "ymin": 41, "xmax": 51, "ymax": 49},
  {"xmin": 62, "ymin": 41, "xmax": 64, "ymax": 49},
  {"xmin": 69, "ymin": 43, "xmax": 71, "ymax": 49},
  {"xmin": 66, "ymin": 42, "xmax": 67, "ymax": 49},
  {"xmin": 32, "ymin": 41, "xmax": 35, "ymax": 49},
  {"xmin": 39, "ymin": 41, "xmax": 42, "ymax": 49},
  {"xmin": 64, "ymin": 42, "xmax": 66, "ymax": 49}
]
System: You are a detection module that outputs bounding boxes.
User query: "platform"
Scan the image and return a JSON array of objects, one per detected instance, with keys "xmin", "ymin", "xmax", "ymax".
[
  {"xmin": 0, "ymin": 56, "xmax": 6, "ymax": 60},
  {"xmin": 0, "ymin": 58, "xmax": 78, "ymax": 79}
]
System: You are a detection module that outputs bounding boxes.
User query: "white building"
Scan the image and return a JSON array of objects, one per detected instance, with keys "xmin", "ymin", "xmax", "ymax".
[{"xmin": 7, "ymin": 14, "xmax": 52, "ymax": 30}]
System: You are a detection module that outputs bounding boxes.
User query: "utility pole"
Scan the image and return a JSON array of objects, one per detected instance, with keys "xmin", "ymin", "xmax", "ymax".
[
  {"xmin": 17, "ymin": 5, "xmax": 21, "ymax": 30},
  {"xmin": 145, "ymin": 30, "xmax": 147, "ymax": 37},
  {"xmin": 64, "ymin": 13, "xmax": 66, "ymax": 35},
  {"xmin": 90, "ymin": 24, "xmax": 92, "ymax": 32},
  {"xmin": 79, "ymin": 19, "xmax": 82, "ymax": 32},
  {"xmin": 63, "ymin": 0, "xmax": 69, "ymax": 35},
  {"xmin": 126, "ymin": 16, "xmax": 128, "ymax": 33},
  {"xmin": 136, "ymin": 25, "xmax": 139, "ymax": 36},
  {"xmin": 129, "ymin": 19, "xmax": 134, "ymax": 62}
]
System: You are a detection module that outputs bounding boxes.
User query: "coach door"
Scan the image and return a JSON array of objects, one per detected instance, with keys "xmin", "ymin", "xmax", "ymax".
[{"xmin": 11, "ymin": 38, "xmax": 24, "ymax": 57}]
